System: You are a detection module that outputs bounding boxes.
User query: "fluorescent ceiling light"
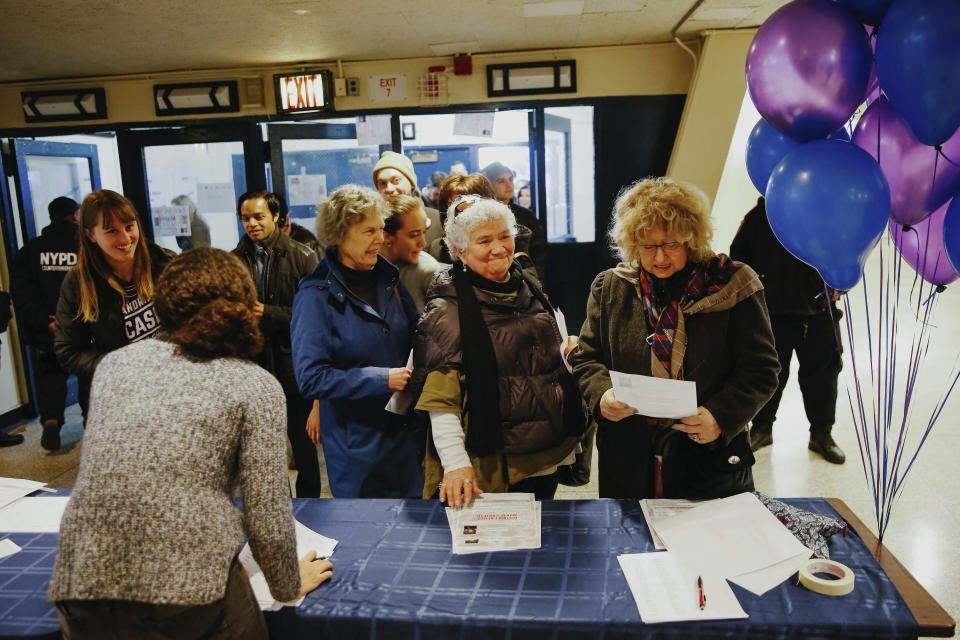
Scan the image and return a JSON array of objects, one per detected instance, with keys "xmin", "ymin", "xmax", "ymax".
[
  {"xmin": 429, "ymin": 41, "xmax": 479, "ymax": 56},
  {"xmin": 693, "ymin": 7, "xmax": 756, "ymax": 21},
  {"xmin": 523, "ymin": 0, "xmax": 584, "ymax": 18}
]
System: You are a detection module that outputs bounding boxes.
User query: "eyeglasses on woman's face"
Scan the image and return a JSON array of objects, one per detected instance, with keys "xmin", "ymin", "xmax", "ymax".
[{"xmin": 638, "ymin": 241, "xmax": 684, "ymax": 255}]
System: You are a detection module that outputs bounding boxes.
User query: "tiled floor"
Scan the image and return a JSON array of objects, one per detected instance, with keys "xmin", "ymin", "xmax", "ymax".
[{"xmin": 2, "ymin": 262, "xmax": 957, "ymax": 637}]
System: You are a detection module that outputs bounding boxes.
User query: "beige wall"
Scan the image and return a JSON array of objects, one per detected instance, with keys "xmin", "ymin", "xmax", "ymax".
[
  {"xmin": 666, "ymin": 29, "xmax": 755, "ymax": 203},
  {"xmin": 0, "ymin": 42, "xmax": 696, "ymax": 130}
]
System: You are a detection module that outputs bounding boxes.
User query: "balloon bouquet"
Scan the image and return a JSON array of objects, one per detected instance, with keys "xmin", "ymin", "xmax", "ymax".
[{"xmin": 743, "ymin": 0, "xmax": 960, "ymax": 541}]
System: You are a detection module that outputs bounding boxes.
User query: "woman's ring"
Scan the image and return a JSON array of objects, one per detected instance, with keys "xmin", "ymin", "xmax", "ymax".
[
  {"xmin": 691, "ymin": 433, "xmax": 700, "ymax": 442},
  {"xmin": 438, "ymin": 482, "xmax": 444, "ymax": 489},
  {"xmin": 464, "ymin": 479, "xmax": 471, "ymax": 484}
]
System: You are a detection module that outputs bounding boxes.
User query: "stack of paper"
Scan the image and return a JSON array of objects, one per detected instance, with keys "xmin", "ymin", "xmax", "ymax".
[
  {"xmin": 239, "ymin": 520, "xmax": 338, "ymax": 611},
  {"xmin": 445, "ymin": 493, "xmax": 541, "ymax": 555},
  {"xmin": 620, "ymin": 492, "xmax": 813, "ymax": 623},
  {"xmin": 618, "ymin": 552, "xmax": 747, "ymax": 623},
  {"xmin": 653, "ymin": 493, "xmax": 812, "ymax": 596},
  {"xmin": 639, "ymin": 498, "xmax": 698, "ymax": 550}
]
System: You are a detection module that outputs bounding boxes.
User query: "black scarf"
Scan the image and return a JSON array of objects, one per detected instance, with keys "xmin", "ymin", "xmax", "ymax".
[{"xmin": 453, "ymin": 261, "xmax": 553, "ymax": 457}]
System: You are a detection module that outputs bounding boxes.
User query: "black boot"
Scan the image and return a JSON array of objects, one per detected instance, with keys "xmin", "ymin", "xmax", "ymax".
[
  {"xmin": 40, "ymin": 419, "xmax": 61, "ymax": 451},
  {"xmin": 750, "ymin": 421, "xmax": 773, "ymax": 451},
  {"xmin": 809, "ymin": 428, "xmax": 845, "ymax": 464}
]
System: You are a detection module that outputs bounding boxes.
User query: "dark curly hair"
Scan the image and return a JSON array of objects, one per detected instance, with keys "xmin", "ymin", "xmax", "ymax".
[{"xmin": 155, "ymin": 248, "xmax": 263, "ymax": 359}]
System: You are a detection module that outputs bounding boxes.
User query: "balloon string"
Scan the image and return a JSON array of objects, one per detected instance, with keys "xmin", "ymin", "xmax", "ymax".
[
  {"xmin": 936, "ymin": 145, "xmax": 960, "ymax": 169},
  {"xmin": 823, "ymin": 283, "xmax": 842, "ymax": 349},
  {"xmin": 930, "ymin": 148, "xmax": 940, "ymax": 195}
]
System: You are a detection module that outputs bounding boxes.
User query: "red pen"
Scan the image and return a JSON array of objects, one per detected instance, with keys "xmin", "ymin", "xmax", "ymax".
[{"xmin": 698, "ymin": 575, "xmax": 706, "ymax": 610}]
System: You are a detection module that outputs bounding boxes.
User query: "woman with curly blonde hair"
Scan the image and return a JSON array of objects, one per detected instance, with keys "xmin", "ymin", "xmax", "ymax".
[
  {"xmin": 570, "ymin": 177, "xmax": 780, "ymax": 499},
  {"xmin": 50, "ymin": 248, "xmax": 332, "ymax": 639},
  {"xmin": 292, "ymin": 184, "xmax": 422, "ymax": 498}
]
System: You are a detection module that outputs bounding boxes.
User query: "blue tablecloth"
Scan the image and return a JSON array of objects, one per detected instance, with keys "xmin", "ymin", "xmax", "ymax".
[{"xmin": 0, "ymin": 497, "xmax": 917, "ymax": 640}]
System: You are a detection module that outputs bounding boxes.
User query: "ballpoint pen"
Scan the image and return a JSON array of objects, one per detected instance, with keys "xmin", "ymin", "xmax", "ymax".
[{"xmin": 698, "ymin": 575, "xmax": 706, "ymax": 610}]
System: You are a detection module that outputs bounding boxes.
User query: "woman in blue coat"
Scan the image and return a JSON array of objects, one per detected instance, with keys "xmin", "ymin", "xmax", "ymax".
[{"xmin": 292, "ymin": 184, "xmax": 422, "ymax": 498}]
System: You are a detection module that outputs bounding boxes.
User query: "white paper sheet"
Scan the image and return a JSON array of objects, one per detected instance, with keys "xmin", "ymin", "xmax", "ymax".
[
  {"xmin": 555, "ymin": 308, "xmax": 573, "ymax": 373},
  {"xmin": 385, "ymin": 350, "xmax": 414, "ymax": 415},
  {"xmin": 0, "ymin": 538, "xmax": 21, "ymax": 559},
  {"xmin": 652, "ymin": 493, "xmax": 811, "ymax": 595},
  {"xmin": 728, "ymin": 550, "xmax": 811, "ymax": 595},
  {"xmin": 0, "ymin": 496, "xmax": 69, "ymax": 532},
  {"xmin": 239, "ymin": 520, "xmax": 338, "ymax": 611},
  {"xmin": 609, "ymin": 370, "xmax": 697, "ymax": 419},
  {"xmin": 618, "ymin": 552, "xmax": 748, "ymax": 623},
  {"xmin": 0, "ymin": 477, "xmax": 48, "ymax": 511}
]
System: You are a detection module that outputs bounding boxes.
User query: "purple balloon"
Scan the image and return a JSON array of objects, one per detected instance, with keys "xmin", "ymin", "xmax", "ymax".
[
  {"xmin": 889, "ymin": 203, "xmax": 959, "ymax": 286},
  {"xmin": 746, "ymin": 0, "xmax": 872, "ymax": 141},
  {"xmin": 863, "ymin": 25, "xmax": 881, "ymax": 104},
  {"xmin": 853, "ymin": 96, "xmax": 960, "ymax": 225}
]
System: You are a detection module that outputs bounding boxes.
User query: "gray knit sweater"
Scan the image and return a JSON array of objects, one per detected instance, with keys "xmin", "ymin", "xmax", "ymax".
[{"xmin": 49, "ymin": 338, "xmax": 300, "ymax": 605}]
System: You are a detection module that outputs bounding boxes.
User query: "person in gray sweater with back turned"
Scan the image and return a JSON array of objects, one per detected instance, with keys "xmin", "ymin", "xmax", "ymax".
[{"xmin": 49, "ymin": 248, "xmax": 332, "ymax": 640}]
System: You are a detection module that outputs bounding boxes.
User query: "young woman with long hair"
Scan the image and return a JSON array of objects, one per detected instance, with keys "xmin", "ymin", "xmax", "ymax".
[{"xmin": 54, "ymin": 189, "xmax": 175, "ymax": 426}]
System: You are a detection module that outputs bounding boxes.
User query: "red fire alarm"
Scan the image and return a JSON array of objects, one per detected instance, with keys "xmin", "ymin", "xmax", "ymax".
[{"xmin": 454, "ymin": 55, "xmax": 473, "ymax": 76}]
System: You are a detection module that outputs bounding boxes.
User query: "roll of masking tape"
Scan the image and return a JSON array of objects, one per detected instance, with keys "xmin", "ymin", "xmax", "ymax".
[{"xmin": 798, "ymin": 559, "xmax": 855, "ymax": 596}]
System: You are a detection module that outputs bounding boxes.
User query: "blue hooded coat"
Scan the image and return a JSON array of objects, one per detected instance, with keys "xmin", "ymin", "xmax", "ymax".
[{"xmin": 291, "ymin": 250, "xmax": 422, "ymax": 497}]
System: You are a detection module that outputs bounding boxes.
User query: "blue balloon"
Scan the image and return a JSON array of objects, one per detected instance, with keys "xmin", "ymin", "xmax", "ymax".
[
  {"xmin": 875, "ymin": 0, "xmax": 960, "ymax": 146},
  {"xmin": 835, "ymin": 0, "xmax": 893, "ymax": 25},
  {"xmin": 766, "ymin": 139, "xmax": 891, "ymax": 290},
  {"xmin": 828, "ymin": 127, "xmax": 851, "ymax": 142},
  {"xmin": 944, "ymin": 195, "xmax": 960, "ymax": 277},
  {"xmin": 745, "ymin": 119, "xmax": 800, "ymax": 194}
]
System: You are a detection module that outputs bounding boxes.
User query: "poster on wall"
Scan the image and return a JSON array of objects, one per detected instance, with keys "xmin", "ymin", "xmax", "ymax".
[
  {"xmin": 152, "ymin": 205, "xmax": 191, "ymax": 236},
  {"xmin": 356, "ymin": 115, "xmax": 393, "ymax": 146},
  {"xmin": 288, "ymin": 174, "xmax": 328, "ymax": 207},
  {"xmin": 453, "ymin": 112, "xmax": 495, "ymax": 137},
  {"xmin": 197, "ymin": 182, "xmax": 236, "ymax": 212}
]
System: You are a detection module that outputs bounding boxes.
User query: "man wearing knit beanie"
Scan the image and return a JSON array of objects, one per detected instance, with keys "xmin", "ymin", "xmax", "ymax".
[
  {"xmin": 372, "ymin": 151, "xmax": 442, "ymax": 247},
  {"xmin": 480, "ymin": 161, "xmax": 548, "ymax": 290}
]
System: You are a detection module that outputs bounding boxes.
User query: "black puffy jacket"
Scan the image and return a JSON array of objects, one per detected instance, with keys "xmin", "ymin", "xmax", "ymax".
[{"xmin": 415, "ymin": 263, "xmax": 581, "ymax": 458}]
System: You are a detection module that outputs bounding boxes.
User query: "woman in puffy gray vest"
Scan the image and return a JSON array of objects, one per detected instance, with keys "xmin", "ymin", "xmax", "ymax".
[{"xmin": 413, "ymin": 196, "xmax": 583, "ymax": 507}]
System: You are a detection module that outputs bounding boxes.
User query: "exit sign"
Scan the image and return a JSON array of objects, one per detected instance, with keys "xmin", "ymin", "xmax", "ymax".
[{"xmin": 274, "ymin": 70, "xmax": 333, "ymax": 113}]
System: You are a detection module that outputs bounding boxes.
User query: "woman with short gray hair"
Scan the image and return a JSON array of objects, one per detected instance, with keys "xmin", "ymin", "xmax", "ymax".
[
  {"xmin": 292, "ymin": 185, "xmax": 422, "ymax": 498},
  {"xmin": 413, "ymin": 196, "xmax": 583, "ymax": 506}
]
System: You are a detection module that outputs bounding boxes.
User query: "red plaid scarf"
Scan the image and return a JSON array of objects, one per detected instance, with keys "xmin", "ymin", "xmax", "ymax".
[{"xmin": 639, "ymin": 257, "xmax": 743, "ymax": 376}]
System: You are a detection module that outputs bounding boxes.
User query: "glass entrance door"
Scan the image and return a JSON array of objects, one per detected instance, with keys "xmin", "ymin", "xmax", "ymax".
[
  {"xmin": 268, "ymin": 120, "xmax": 385, "ymax": 232},
  {"xmin": 9, "ymin": 139, "xmax": 101, "ymax": 242},
  {"xmin": 5, "ymin": 139, "xmax": 104, "ymax": 421},
  {"xmin": 117, "ymin": 124, "xmax": 265, "ymax": 253}
]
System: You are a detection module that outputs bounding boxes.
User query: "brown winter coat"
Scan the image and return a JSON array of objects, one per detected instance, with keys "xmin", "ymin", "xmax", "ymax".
[{"xmin": 570, "ymin": 257, "xmax": 780, "ymax": 499}]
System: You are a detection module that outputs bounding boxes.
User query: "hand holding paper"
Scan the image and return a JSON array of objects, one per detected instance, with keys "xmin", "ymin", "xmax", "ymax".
[{"xmin": 609, "ymin": 370, "xmax": 697, "ymax": 420}]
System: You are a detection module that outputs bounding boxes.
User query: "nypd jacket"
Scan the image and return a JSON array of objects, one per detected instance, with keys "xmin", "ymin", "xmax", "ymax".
[{"xmin": 11, "ymin": 218, "xmax": 79, "ymax": 349}]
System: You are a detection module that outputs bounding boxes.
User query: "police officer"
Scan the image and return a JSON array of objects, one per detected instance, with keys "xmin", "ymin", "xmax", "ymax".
[{"xmin": 10, "ymin": 197, "xmax": 79, "ymax": 450}]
